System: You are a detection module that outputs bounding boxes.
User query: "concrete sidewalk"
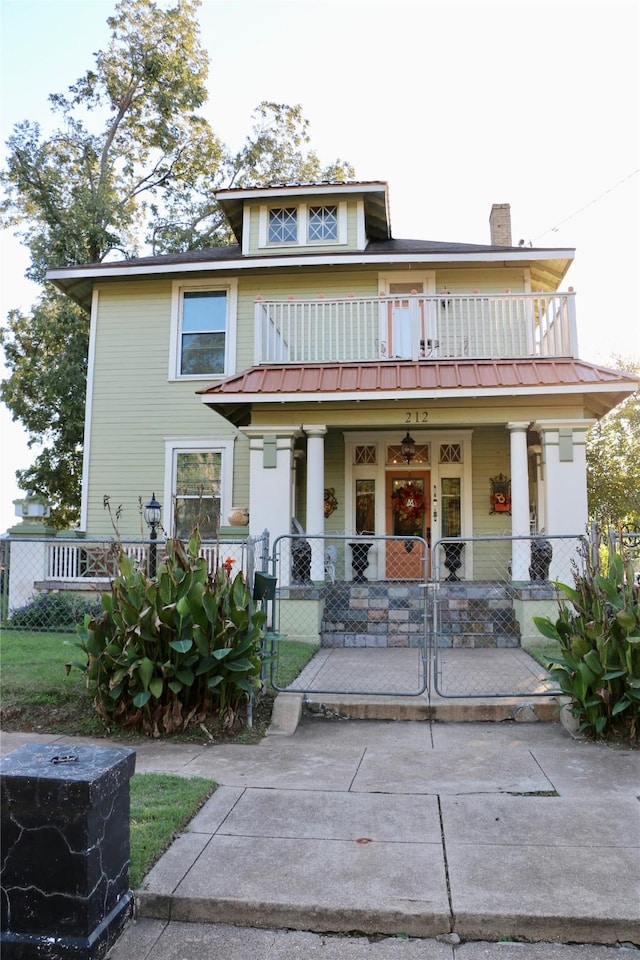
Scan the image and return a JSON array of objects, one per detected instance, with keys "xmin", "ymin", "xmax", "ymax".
[{"xmin": 2, "ymin": 718, "xmax": 639, "ymax": 958}]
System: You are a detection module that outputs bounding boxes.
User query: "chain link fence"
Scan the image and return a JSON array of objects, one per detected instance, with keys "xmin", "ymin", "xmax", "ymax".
[
  {"xmin": 3, "ymin": 525, "xmax": 637, "ymax": 702},
  {"xmin": 0, "ymin": 534, "xmax": 268, "ymax": 633},
  {"xmin": 430, "ymin": 533, "xmax": 587, "ymax": 698},
  {"xmin": 265, "ymin": 533, "xmax": 584, "ymax": 699},
  {"xmin": 268, "ymin": 534, "xmax": 430, "ymax": 696}
]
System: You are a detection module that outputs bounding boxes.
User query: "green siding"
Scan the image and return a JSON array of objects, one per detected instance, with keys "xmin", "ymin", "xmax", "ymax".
[
  {"xmin": 86, "ymin": 281, "xmax": 243, "ymax": 536},
  {"xmin": 85, "ymin": 263, "xmax": 557, "ymax": 541}
]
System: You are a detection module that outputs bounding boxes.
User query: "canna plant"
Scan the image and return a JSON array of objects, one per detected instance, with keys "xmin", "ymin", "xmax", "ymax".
[
  {"xmin": 534, "ymin": 544, "xmax": 640, "ymax": 742},
  {"xmin": 69, "ymin": 531, "xmax": 266, "ymax": 736}
]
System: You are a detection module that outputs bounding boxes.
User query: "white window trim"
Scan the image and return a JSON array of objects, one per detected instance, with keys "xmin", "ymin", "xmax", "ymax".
[
  {"xmin": 163, "ymin": 438, "xmax": 235, "ymax": 538},
  {"xmin": 378, "ymin": 271, "xmax": 437, "ymax": 294},
  {"xmin": 258, "ymin": 202, "xmax": 347, "ymax": 249},
  {"xmin": 169, "ymin": 279, "xmax": 238, "ymax": 381}
]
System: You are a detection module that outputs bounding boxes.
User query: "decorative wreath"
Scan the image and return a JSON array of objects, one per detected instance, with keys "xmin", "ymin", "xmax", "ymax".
[
  {"xmin": 391, "ymin": 483, "xmax": 425, "ymax": 523},
  {"xmin": 324, "ymin": 487, "xmax": 339, "ymax": 518}
]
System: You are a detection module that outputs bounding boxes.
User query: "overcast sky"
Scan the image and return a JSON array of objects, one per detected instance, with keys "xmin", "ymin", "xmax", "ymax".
[{"xmin": 1, "ymin": 0, "xmax": 638, "ymax": 534}]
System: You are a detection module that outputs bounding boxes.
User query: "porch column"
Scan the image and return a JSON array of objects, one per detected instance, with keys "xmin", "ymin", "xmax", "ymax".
[
  {"xmin": 508, "ymin": 421, "xmax": 531, "ymax": 581},
  {"xmin": 240, "ymin": 426, "xmax": 301, "ymax": 550},
  {"xmin": 533, "ymin": 420, "xmax": 594, "ymax": 536},
  {"xmin": 532, "ymin": 419, "xmax": 595, "ymax": 583},
  {"xmin": 303, "ymin": 424, "xmax": 327, "ymax": 581}
]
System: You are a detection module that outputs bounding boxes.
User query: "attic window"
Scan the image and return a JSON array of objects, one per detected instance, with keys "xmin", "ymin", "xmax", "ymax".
[
  {"xmin": 308, "ymin": 206, "xmax": 338, "ymax": 241},
  {"xmin": 268, "ymin": 208, "xmax": 297, "ymax": 243}
]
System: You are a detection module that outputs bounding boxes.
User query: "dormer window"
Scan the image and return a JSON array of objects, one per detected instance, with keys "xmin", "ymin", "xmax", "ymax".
[
  {"xmin": 308, "ymin": 206, "xmax": 338, "ymax": 241},
  {"xmin": 268, "ymin": 207, "xmax": 297, "ymax": 243},
  {"xmin": 259, "ymin": 201, "xmax": 347, "ymax": 248}
]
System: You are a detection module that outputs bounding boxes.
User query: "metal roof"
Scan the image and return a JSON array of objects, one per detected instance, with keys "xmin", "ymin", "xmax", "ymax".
[{"xmin": 198, "ymin": 358, "xmax": 638, "ymax": 426}]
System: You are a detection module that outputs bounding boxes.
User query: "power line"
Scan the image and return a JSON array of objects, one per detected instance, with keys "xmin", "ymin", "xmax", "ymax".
[{"xmin": 532, "ymin": 168, "xmax": 640, "ymax": 243}]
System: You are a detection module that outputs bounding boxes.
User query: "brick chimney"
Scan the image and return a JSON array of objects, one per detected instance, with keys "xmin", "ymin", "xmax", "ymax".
[{"xmin": 489, "ymin": 203, "xmax": 512, "ymax": 246}]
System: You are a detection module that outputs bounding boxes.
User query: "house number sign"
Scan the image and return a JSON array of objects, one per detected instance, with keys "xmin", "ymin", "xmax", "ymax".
[{"xmin": 405, "ymin": 411, "xmax": 429, "ymax": 423}]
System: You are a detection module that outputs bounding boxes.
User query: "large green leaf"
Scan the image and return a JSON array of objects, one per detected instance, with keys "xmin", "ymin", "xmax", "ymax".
[
  {"xmin": 616, "ymin": 610, "xmax": 638, "ymax": 633},
  {"xmin": 138, "ymin": 656, "xmax": 155, "ymax": 691},
  {"xmin": 583, "ymin": 649, "xmax": 604, "ymax": 676},
  {"xmin": 132, "ymin": 690, "xmax": 151, "ymax": 708},
  {"xmin": 225, "ymin": 658, "xmax": 256, "ymax": 672},
  {"xmin": 533, "ymin": 617, "xmax": 560, "ymax": 642},
  {"xmin": 169, "ymin": 638, "xmax": 193, "ymax": 653}
]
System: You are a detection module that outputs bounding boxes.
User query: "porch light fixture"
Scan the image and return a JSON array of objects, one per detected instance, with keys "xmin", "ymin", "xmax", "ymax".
[
  {"xmin": 400, "ymin": 432, "xmax": 416, "ymax": 465},
  {"xmin": 144, "ymin": 492, "xmax": 162, "ymax": 579}
]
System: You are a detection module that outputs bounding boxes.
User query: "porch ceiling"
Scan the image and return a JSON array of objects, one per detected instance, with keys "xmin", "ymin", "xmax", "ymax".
[{"xmin": 198, "ymin": 359, "xmax": 638, "ymax": 426}]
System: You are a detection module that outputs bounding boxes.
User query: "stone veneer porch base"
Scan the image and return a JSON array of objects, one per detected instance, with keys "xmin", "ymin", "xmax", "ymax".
[{"xmin": 315, "ymin": 580, "xmax": 551, "ymax": 650}]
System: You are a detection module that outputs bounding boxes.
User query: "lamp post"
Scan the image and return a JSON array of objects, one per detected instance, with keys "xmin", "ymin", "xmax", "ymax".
[{"xmin": 144, "ymin": 493, "xmax": 162, "ymax": 579}]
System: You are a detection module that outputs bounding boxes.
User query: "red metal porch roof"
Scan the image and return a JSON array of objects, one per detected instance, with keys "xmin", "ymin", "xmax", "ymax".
[{"xmin": 199, "ymin": 358, "xmax": 637, "ymax": 398}]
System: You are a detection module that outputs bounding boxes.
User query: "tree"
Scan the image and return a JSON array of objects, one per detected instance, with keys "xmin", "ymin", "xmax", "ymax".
[
  {"xmin": 1, "ymin": 294, "xmax": 88, "ymax": 528},
  {"xmin": 1, "ymin": 0, "xmax": 354, "ymax": 528},
  {"xmin": 587, "ymin": 355, "xmax": 640, "ymax": 527}
]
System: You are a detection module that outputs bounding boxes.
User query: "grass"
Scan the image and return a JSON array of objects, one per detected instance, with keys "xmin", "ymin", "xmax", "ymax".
[
  {"xmin": 0, "ymin": 628, "xmax": 104, "ymax": 735},
  {"xmin": 129, "ymin": 773, "xmax": 215, "ymax": 888},
  {"xmin": 0, "ymin": 628, "xmax": 320, "ymax": 738},
  {"xmin": 526, "ymin": 642, "xmax": 561, "ymax": 669},
  {"xmin": 268, "ymin": 637, "xmax": 320, "ymax": 688}
]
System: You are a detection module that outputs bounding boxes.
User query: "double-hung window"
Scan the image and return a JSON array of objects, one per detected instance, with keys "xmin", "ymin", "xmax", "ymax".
[
  {"xmin": 165, "ymin": 440, "xmax": 234, "ymax": 540},
  {"xmin": 170, "ymin": 281, "xmax": 237, "ymax": 379}
]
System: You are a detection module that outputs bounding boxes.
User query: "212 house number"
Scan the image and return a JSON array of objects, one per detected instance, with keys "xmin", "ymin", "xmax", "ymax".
[{"xmin": 405, "ymin": 411, "xmax": 429, "ymax": 423}]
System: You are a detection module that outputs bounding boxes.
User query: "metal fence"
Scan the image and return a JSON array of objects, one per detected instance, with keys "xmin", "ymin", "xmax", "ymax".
[
  {"xmin": 0, "ymin": 533, "xmax": 270, "ymax": 632},
  {"xmin": 430, "ymin": 533, "xmax": 585, "ymax": 699},
  {"xmin": 268, "ymin": 534, "xmax": 430, "ymax": 696},
  {"xmin": 3, "ymin": 525, "xmax": 638, "ymax": 703}
]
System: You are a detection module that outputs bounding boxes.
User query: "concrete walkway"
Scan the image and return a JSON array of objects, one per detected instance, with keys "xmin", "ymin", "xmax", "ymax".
[{"xmin": 2, "ymin": 716, "xmax": 639, "ymax": 958}]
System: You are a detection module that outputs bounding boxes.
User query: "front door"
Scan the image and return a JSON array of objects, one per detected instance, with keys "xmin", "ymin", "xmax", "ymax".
[{"xmin": 385, "ymin": 471, "xmax": 430, "ymax": 579}]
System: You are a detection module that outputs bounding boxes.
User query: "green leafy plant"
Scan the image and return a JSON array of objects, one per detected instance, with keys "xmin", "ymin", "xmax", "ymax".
[
  {"xmin": 70, "ymin": 532, "xmax": 266, "ymax": 736},
  {"xmin": 533, "ymin": 547, "xmax": 640, "ymax": 742}
]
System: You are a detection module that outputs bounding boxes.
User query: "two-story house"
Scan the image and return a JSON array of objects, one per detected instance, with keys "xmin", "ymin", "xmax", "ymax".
[{"xmin": 47, "ymin": 179, "xmax": 637, "ymax": 591}]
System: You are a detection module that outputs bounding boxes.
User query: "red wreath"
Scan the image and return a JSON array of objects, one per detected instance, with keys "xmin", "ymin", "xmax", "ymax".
[{"xmin": 391, "ymin": 483, "xmax": 425, "ymax": 523}]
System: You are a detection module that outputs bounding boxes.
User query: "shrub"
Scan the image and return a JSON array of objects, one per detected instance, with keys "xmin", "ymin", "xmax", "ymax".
[
  {"xmin": 9, "ymin": 592, "xmax": 103, "ymax": 630},
  {"xmin": 70, "ymin": 532, "xmax": 266, "ymax": 735},
  {"xmin": 534, "ymin": 547, "xmax": 640, "ymax": 741}
]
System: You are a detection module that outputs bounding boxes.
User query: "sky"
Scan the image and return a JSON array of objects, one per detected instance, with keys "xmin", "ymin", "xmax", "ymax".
[{"xmin": 0, "ymin": 0, "xmax": 639, "ymax": 535}]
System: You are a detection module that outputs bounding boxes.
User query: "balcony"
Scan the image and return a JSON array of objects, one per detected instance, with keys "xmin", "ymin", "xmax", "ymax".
[{"xmin": 254, "ymin": 291, "xmax": 577, "ymax": 365}]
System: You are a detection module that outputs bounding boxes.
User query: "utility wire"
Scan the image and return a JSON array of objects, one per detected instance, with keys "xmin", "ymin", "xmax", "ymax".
[{"xmin": 531, "ymin": 167, "xmax": 640, "ymax": 243}]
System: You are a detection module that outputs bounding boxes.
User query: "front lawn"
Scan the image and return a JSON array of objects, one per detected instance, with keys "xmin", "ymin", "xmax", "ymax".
[
  {"xmin": 130, "ymin": 773, "xmax": 215, "ymax": 887},
  {"xmin": 0, "ymin": 629, "xmax": 319, "ymax": 739}
]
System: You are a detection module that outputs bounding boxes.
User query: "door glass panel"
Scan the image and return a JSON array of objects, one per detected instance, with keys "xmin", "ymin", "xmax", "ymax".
[
  {"xmin": 391, "ymin": 478, "xmax": 425, "ymax": 537},
  {"xmin": 355, "ymin": 479, "xmax": 375, "ymax": 534},
  {"xmin": 441, "ymin": 478, "xmax": 461, "ymax": 537},
  {"xmin": 388, "ymin": 282, "xmax": 424, "ymax": 359}
]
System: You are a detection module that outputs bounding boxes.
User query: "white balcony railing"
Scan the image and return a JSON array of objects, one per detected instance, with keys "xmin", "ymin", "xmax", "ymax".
[{"xmin": 254, "ymin": 291, "xmax": 577, "ymax": 364}]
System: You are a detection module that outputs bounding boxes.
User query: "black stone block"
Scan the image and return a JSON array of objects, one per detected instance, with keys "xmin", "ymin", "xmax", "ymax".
[{"xmin": 1, "ymin": 743, "xmax": 136, "ymax": 959}]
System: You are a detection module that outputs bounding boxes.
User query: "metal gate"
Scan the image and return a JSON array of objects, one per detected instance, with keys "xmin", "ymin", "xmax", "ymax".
[
  {"xmin": 263, "ymin": 531, "xmax": 593, "ymax": 701},
  {"xmin": 267, "ymin": 533, "xmax": 430, "ymax": 697},
  {"xmin": 430, "ymin": 533, "xmax": 584, "ymax": 699}
]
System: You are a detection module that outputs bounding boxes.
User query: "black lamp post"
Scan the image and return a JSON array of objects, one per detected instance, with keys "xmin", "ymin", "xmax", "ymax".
[{"xmin": 144, "ymin": 493, "xmax": 162, "ymax": 579}]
